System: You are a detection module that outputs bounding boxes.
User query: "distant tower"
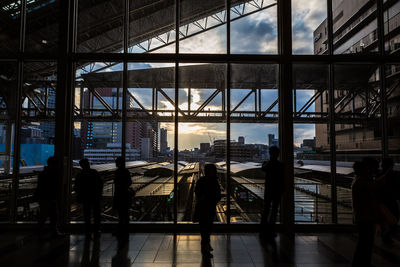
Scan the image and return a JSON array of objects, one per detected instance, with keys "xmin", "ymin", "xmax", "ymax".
[
  {"xmin": 141, "ymin": 138, "xmax": 152, "ymax": 159},
  {"xmin": 238, "ymin": 136, "xmax": 245, "ymax": 144},
  {"xmin": 160, "ymin": 128, "xmax": 168, "ymax": 153},
  {"xmin": 268, "ymin": 134, "xmax": 275, "ymax": 146}
]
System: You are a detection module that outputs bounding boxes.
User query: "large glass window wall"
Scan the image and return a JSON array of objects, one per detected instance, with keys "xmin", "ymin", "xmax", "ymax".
[{"xmin": 1, "ymin": 0, "xmax": 398, "ymax": 227}]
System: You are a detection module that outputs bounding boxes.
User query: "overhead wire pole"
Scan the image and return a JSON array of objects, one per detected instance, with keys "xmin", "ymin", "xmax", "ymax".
[
  {"xmin": 377, "ymin": 0, "xmax": 388, "ymax": 158},
  {"xmin": 173, "ymin": 0, "xmax": 180, "ymax": 225},
  {"xmin": 226, "ymin": 0, "xmax": 231, "ymax": 225},
  {"xmin": 10, "ymin": 0, "xmax": 26, "ymax": 222},
  {"xmin": 278, "ymin": 0, "xmax": 294, "ymax": 232},
  {"xmin": 327, "ymin": 0, "xmax": 338, "ymax": 224}
]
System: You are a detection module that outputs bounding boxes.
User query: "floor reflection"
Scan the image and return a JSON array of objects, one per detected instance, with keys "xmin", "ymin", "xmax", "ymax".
[{"xmin": 0, "ymin": 233, "xmax": 399, "ymax": 266}]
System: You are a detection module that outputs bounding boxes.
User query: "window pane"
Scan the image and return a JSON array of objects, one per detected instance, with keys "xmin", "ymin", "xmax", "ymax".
[
  {"xmin": 25, "ymin": 0, "xmax": 60, "ymax": 53},
  {"xmin": 177, "ymin": 63, "xmax": 227, "ymax": 223},
  {"xmin": 292, "ymin": 0, "xmax": 327, "ymax": 54},
  {"xmin": 71, "ymin": 62, "xmax": 123, "ymax": 222},
  {"xmin": 384, "ymin": 1, "xmax": 400, "ymax": 54},
  {"xmin": 179, "ymin": 0, "xmax": 227, "ymax": 53},
  {"xmin": 293, "ymin": 64, "xmax": 333, "ymax": 224},
  {"xmin": 18, "ymin": 61, "xmax": 57, "ymax": 221},
  {"xmin": 385, "ymin": 64, "xmax": 400, "ymax": 164},
  {"xmin": 127, "ymin": 62, "xmax": 175, "ymax": 222},
  {"xmin": 230, "ymin": 64, "xmax": 278, "ymax": 223},
  {"xmin": 231, "ymin": 0, "xmax": 278, "ymax": 54},
  {"xmin": 294, "ymin": 123, "xmax": 333, "ymax": 224},
  {"xmin": 77, "ymin": 0, "xmax": 124, "ymax": 53},
  {"xmin": 334, "ymin": 64, "xmax": 382, "ymax": 224},
  {"xmin": 0, "ymin": 1, "xmax": 21, "ymax": 54},
  {"xmin": 331, "ymin": 0, "xmax": 378, "ymax": 54},
  {"xmin": 0, "ymin": 62, "xmax": 17, "ymax": 221},
  {"xmin": 129, "ymin": 1, "xmax": 176, "ymax": 53}
]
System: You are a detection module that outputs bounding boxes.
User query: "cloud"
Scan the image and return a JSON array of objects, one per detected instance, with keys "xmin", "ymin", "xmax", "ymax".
[
  {"xmin": 179, "ymin": 26, "xmax": 227, "ymax": 54},
  {"xmin": 292, "ymin": 1, "xmax": 327, "ymax": 54},
  {"xmin": 231, "ymin": 7, "xmax": 278, "ymax": 54},
  {"xmin": 293, "ymin": 124, "xmax": 315, "ymax": 145},
  {"xmin": 160, "ymin": 122, "xmax": 226, "ymax": 150}
]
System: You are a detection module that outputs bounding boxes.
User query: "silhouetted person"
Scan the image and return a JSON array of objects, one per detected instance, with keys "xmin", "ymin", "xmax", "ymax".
[
  {"xmin": 81, "ymin": 234, "xmax": 100, "ymax": 267},
  {"xmin": 261, "ymin": 146, "xmax": 284, "ymax": 239},
  {"xmin": 35, "ymin": 156, "xmax": 62, "ymax": 237},
  {"xmin": 112, "ymin": 236, "xmax": 130, "ymax": 267},
  {"xmin": 352, "ymin": 157, "xmax": 389, "ymax": 267},
  {"xmin": 195, "ymin": 164, "xmax": 221, "ymax": 257},
  {"xmin": 379, "ymin": 158, "xmax": 399, "ymax": 243},
  {"xmin": 75, "ymin": 158, "xmax": 103, "ymax": 237},
  {"xmin": 113, "ymin": 157, "xmax": 132, "ymax": 237}
]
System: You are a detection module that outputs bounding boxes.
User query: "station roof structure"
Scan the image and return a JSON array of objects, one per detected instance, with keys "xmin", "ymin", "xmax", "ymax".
[
  {"xmin": 0, "ymin": 0, "xmax": 259, "ymax": 77},
  {"xmin": 81, "ymin": 64, "xmax": 377, "ymax": 90}
]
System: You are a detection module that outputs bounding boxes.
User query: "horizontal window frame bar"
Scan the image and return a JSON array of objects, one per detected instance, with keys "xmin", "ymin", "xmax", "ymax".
[{"xmin": 0, "ymin": 53, "xmax": 399, "ymax": 63}]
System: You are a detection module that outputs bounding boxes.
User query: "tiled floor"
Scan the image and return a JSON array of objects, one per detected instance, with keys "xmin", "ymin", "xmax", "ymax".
[{"xmin": 0, "ymin": 232, "xmax": 399, "ymax": 267}]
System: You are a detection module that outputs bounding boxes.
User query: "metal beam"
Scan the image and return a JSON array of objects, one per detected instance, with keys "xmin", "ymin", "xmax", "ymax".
[{"xmin": 191, "ymin": 89, "xmax": 220, "ymax": 116}]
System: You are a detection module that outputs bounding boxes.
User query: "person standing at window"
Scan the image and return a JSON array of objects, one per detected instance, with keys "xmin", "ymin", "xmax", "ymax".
[
  {"xmin": 352, "ymin": 157, "xmax": 388, "ymax": 267},
  {"xmin": 260, "ymin": 146, "xmax": 285, "ymax": 239},
  {"xmin": 113, "ymin": 157, "xmax": 132, "ymax": 238},
  {"xmin": 195, "ymin": 164, "xmax": 221, "ymax": 258},
  {"xmin": 75, "ymin": 158, "xmax": 103, "ymax": 237},
  {"xmin": 379, "ymin": 158, "xmax": 399, "ymax": 243},
  {"xmin": 35, "ymin": 156, "xmax": 63, "ymax": 237}
]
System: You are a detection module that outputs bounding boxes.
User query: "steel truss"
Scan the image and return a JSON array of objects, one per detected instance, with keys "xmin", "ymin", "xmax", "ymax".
[
  {"xmin": 3, "ymin": 78, "xmax": 398, "ymax": 124},
  {"xmin": 77, "ymin": 0, "xmax": 277, "ymax": 76}
]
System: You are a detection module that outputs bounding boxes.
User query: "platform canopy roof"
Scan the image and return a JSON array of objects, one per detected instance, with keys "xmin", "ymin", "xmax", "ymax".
[{"xmin": 81, "ymin": 64, "xmax": 377, "ymax": 90}]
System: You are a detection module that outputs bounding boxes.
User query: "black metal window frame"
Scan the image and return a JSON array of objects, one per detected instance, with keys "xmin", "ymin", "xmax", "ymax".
[{"xmin": 1, "ymin": 0, "xmax": 396, "ymax": 230}]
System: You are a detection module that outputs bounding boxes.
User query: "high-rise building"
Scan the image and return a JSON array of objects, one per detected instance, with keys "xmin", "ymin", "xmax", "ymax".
[
  {"xmin": 80, "ymin": 88, "xmax": 159, "ymax": 158},
  {"xmin": 160, "ymin": 128, "xmax": 168, "ymax": 153},
  {"xmin": 141, "ymin": 138, "xmax": 152, "ymax": 159},
  {"xmin": 313, "ymin": 0, "xmax": 400, "ymax": 155}
]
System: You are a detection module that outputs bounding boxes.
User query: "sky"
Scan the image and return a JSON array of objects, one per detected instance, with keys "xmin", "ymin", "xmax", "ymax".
[{"xmin": 78, "ymin": 0, "xmax": 327, "ymax": 150}]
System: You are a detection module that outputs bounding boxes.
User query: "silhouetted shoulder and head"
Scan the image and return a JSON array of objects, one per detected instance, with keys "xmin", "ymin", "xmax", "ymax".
[
  {"xmin": 352, "ymin": 161, "xmax": 363, "ymax": 177},
  {"xmin": 116, "ymin": 157, "xmax": 124, "ymax": 169},
  {"xmin": 381, "ymin": 158, "xmax": 394, "ymax": 172},
  {"xmin": 361, "ymin": 157, "xmax": 379, "ymax": 179},
  {"xmin": 47, "ymin": 156, "xmax": 57, "ymax": 170},
  {"xmin": 79, "ymin": 158, "xmax": 90, "ymax": 170},
  {"xmin": 269, "ymin": 146, "xmax": 280, "ymax": 161},
  {"xmin": 204, "ymin": 163, "xmax": 217, "ymax": 178}
]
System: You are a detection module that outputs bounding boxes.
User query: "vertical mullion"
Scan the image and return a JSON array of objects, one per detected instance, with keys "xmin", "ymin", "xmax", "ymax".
[
  {"xmin": 278, "ymin": 0, "xmax": 294, "ymax": 231},
  {"xmin": 11, "ymin": 64, "xmax": 23, "ymax": 223},
  {"xmin": 10, "ymin": 0, "xmax": 27, "ymax": 223},
  {"xmin": 377, "ymin": 0, "xmax": 388, "ymax": 158},
  {"xmin": 122, "ymin": 0, "xmax": 129, "ymax": 164},
  {"xmin": 226, "ymin": 0, "xmax": 231, "ymax": 225},
  {"xmin": 53, "ymin": 0, "xmax": 76, "ymax": 227},
  {"xmin": 173, "ymin": 0, "xmax": 179, "ymax": 225},
  {"xmin": 327, "ymin": 0, "xmax": 338, "ymax": 224}
]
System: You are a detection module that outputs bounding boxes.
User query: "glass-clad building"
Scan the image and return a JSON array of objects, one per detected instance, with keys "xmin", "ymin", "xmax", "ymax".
[{"xmin": 0, "ymin": 0, "xmax": 399, "ymax": 229}]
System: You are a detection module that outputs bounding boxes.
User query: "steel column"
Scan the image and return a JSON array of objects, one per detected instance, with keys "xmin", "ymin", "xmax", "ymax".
[
  {"xmin": 9, "ymin": 0, "xmax": 27, "ymax": 222},
  {"xmin": 226, "ymin": 0, "xmax": 231, "ymax": 225},
  {"xmin": 278, "ymin": 0, "xmax": 294, "ymax": 231},
  {"xmin": 173, "ymin": 0, "xmax": 179, "ymax": 225},
  {"xmin": 327, "ymin": 0, "xmax": 338, "ymax": 224},
  {"xmin": 377, "ymin": 0, "xmax": 388, "ymax": 158},
  {"xmin": 54, "ymin": 0, "xmax": 76, "ymax": 227}
]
